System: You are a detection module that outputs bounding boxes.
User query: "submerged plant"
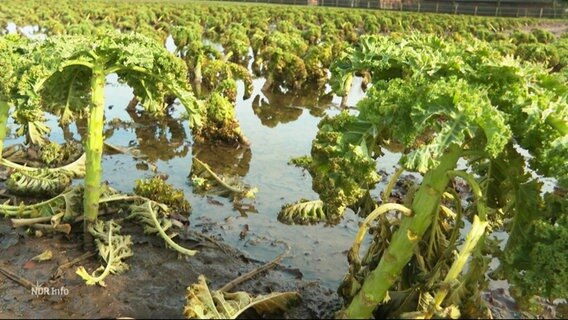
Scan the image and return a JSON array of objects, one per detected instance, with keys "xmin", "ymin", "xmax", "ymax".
[
  {"xmin": 190, "ymin": 157, "xmax": 257, "ymax": 200},
  {"xmin": 278, "ymin": 199, "xmax": 328, "ymax": 225}
]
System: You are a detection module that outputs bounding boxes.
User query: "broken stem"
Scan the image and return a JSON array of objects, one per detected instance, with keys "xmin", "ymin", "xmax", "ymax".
[
  {"xmin": 32, "ymin": 223, "xmax": 72, "ymax": 234},
  {"xmin": 220, "ymin": 249, "xmax": 289, "ymax": 293}
]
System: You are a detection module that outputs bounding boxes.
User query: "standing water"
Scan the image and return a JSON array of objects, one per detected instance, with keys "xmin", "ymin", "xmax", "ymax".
[{"xmin": 2, "ymin": 30, "xmax": 403, "ymax": 289}]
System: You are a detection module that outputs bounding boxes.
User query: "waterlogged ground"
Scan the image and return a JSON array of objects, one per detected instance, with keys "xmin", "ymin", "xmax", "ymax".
[
  {"xmin": 0, "ymin": 50, "xmax": 385, "ymax": 317},
  {"xmin": 1, "ymin": 24, "xmax": 566, "ymax": 319},
  {"xmin": 1, "ymin": 71, "xmax": 547, "ymax": 319}
]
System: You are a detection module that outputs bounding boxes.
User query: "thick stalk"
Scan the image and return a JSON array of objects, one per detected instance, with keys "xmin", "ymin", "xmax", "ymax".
[
  {"xmin": 337, "ymin": 145, "xmax": 462, "ymax": 319},
  {"xmin": 0, "ymin": 100, "xmax": 10, "ymax": 160},
  {"xmin": 83, "ymin": 65, "xmax": 106, "ymax": 244}
]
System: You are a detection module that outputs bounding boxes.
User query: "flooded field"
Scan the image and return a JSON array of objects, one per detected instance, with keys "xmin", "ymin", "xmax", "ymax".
[
  {"xmin": 31, "ymin": 72, "xmax": 401, "ymax": 288},
  {"xmin": 1, "ymin": 8, "xmax": 566, "ymax": 317}
]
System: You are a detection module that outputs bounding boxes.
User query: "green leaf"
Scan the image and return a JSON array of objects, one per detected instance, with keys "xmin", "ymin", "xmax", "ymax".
[
  {"xmin": 127, "ymin": 200, "xmax": 197, "ymax": 257},
  {"xmin": 278, "ymin": 199, "xmax": 328, "ymax": 225},
  {"xmin": 76, "ymin": 220, "xmax": 133, "ymax": 287}
]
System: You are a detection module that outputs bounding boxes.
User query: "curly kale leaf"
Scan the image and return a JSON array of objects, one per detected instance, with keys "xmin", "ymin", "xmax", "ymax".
[
  {"xmin": 303, "ymin": 33, "xmax": 566, "ymax": 216},
  {"xmin": 298, "ymin": 111, "xmax": 381, "ymax": 218},
  {"xmin": 503, "ymin": 192, "xmax": 568, "ymax": 308}
]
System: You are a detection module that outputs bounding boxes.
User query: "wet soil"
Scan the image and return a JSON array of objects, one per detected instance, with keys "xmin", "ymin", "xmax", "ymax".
[
  {"xmin": 1, "ymin": 21, "xmax": 566, "ymax": 319},
  {"xmin": 0, "ymin": 218, "xmax": 341, "ymax": 319}
]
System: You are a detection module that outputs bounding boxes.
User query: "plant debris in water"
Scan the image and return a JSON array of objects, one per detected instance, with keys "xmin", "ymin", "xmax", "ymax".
[
  {"xmin": 6, "ymin": 168, "xmax": 73, "ymax": 197},
  {"xmin": 278, "ymin": 199, "xmax": 329, "ymax": 225},
  {"xmin": 190, "ymin": 157, "xmax": 257, "ymax": 200}
]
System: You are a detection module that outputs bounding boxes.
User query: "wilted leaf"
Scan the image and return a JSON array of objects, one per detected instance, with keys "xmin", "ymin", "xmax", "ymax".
[
  {"xmin": 76, "ymin": 220, "xmax": 133, "ymax": 287},
  {"xmin": 278, "ymin": 199, "xmax": 328, "ymax": 225},
  {"xmin": 184, "ymin": 275, "xmax": 299, "ymax": 319},
  {"xmin": 128, "ymin": 200, "xmax": 197, "ymax": 256},
  {"xmin": 32, "ymin": 249, "xmax": 53, "ymax": 262},
  {"xmin": 190, "ymin": 157, "xmax": 257, "ymax": 199}
]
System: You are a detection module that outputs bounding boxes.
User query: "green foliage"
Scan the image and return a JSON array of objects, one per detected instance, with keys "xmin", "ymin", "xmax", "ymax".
[
  {"xmin": 220, "ymin": 23, "xmax": 250, "ymax": 64},
  {"xmin": 297, "ymin": 33, "xmax": 568, "ymax": 317},
  {"xmin": 6, "ymin": 168, "xmax": 72, "ymax": 197},
  {"xmin": 0, "ymin": 34, "xmax": 31, "ymax": 102},
  {"xmin": 278, "ymin": 199, "xmax": 328, "ymax": 225},
  {"xmin": 17, "ymin": 30, "xmax": 204, "ymax": 227},
  {"xmin": 207, "ymin": 90, "xmax": 235, "ymax": 123},
  {"xmin": 134, "ymin": 177, "xmax": 191, "ymax": 214},
  {"xmin": 31, "ymin": 31, "xmax": 203, "ymax": 126},
  {"xmin": 500, "ymin": 191, "xmax": 568, "ymax": 309},
  {"xmin": 530, "ymin": 28, "xmax": 556, "ymax": 44},
  {"xmin": 39, "ymin": 141, "xmax": 62, "ymax": 165},
  {"xmin": 292, "ymin": 112, "xmax": 381, "ymax": 219},
  {"xmin": 302, "ymin": 34, "xmax": 567, "ymax": 220},
  {"xmin": 76, "ymin": 220, "xmax": 134, "ymax": 287},
  {"xmin": 171, "ymin": 27, "xmax": 251, "ymax": 145},
  {"xmin": 195, "ymin": 89, "xmax": 247, "ymax": 146},
  {"xmin": 515, "ymin": 43, "xmax": 560, "ymax": 68},
  {"xmin": 201, "ymin": 61, "xmax": 252, "ymax": 101}
]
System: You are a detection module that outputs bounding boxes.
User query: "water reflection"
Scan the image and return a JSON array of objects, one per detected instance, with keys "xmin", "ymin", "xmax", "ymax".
[
  {"xmin": 251, "ymin": 88, "xmax": 333, "ymax": 128},
  {"xmin": 100, "ymin": 101, "xmax": 190, "ymax": 162},
  {"xmin": 189, "ymin": 143, "xmax": 256, "ymax": 217},
  {"xmin": 128, "ymin": 104, "xmax": 189, "ymax": 162},
  {"xmin": 191, "ymin": 142, "xmax": 252, "ymax": 178}
]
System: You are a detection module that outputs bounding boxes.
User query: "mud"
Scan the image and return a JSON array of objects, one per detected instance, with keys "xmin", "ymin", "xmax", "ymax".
[
  {"xmin": 1, "ymin": 23, "xmax": 566, "ymax": 318},
  {"xmin": 0, "ymin": 218, "xmax": 341, "ymax": 318}
]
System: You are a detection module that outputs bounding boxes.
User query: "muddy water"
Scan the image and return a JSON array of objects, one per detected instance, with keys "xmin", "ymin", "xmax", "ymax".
[
  {"xmin": 1, "ymin": 23, "xmax": 403, "ymax": 294},
  {"xmin": 3, "ymin": 73, "xmax": 399, "ymax": 291},
  {"xmin": 105, "ymin": 76, "xmax": 400, "ymax": 288}
]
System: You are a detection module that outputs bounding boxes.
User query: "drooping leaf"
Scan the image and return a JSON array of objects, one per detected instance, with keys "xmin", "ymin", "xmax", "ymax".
[
  {"xmin": 0, "ymin": 151, "xmax": 86, "ymax": 178},
  {"xmin": 76, "ymin": 220, "xmax": 133, "ymax": 287},
  {"xmin": 183, "ymin": 274, "xmax": 299, "ymax": 319},
  {"xmin": 128, "ymin": 200, "xmax": 197, "ymax": 256},
  {"xmin": 6, "ymin": 168, "xmax": 73, "ymax": 197},
  {"xmin": 278, "ymin": 199, "xmax": 328, "ymax": 225},
  {"xmin": 190, "ymin": 157, "xmax": 257, "ymax": 199},
  {"xmin": 0, "ymin": 185, "xmax": 83, "ymax": 220}
]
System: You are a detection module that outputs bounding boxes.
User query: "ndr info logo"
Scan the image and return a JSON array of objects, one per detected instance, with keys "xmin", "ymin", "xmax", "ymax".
[{"xmin": 31, "ymin": 282, "xmax": 69, "ymax": 296}]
